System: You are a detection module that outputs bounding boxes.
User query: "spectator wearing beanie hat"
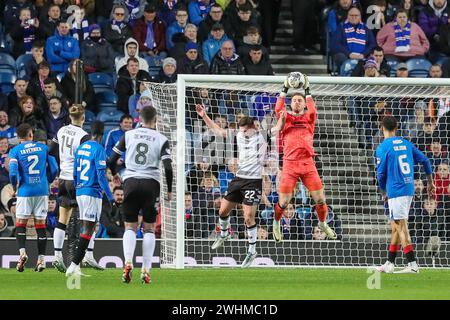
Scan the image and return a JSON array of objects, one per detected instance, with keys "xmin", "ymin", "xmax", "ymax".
[
  {"xmin": 158, "ymin": 57, "xmax": 178, "ymax": 83},
  {"xmin": 178, "ymin": 42, "xmax": 210, "ymax": 75},
  {"xmin": 351, "ymin": 47, "xmax": 391, "ymax": 77},
  {"xmin": 362, "ymin": 57, "xmax": 380, "ymax": 77},
  {"xmin": 81, "ymin": 24, "xmax": 116, "ymax": 74}
]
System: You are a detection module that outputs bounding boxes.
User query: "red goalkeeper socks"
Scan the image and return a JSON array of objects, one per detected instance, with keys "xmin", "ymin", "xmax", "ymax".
[
  {"xmin": 274, "ymin": 203, "xmax": 285, "ymax": 221},
  {"xmin": 316, "ymin": 203, "xmax": 328, "ymax": 222}
]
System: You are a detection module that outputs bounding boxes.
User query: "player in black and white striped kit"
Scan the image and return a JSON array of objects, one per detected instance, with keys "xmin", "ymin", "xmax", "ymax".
[
  {"xmin": 196, "ymin": 104, "xmax": 267, "ymax": 268},
  {"xmin": 49, "ymin": 105, "xmax": 103, "ymax": 272},
  {"xmin": 108, "ymin": 106, "xmax": 173, "ymax": 284}
]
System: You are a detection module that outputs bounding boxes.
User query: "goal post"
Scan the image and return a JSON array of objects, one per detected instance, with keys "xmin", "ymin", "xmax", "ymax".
[{"xmin": 147, "ymin": 75, "xmax": 450, "ymax": 269}]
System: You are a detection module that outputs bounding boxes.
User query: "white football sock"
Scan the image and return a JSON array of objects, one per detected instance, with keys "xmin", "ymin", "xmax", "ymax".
[
  {"xmin": 85, "ymin": 232, "xmax": 96, "ymax": 259},
  {"xmin": 53, "ymin": 227, "xmax": 66, "ymax": 255},
  {"xmin": 142, "ymin": 232, "xmax": 156, "ymax": 271},
  {"xmin": 219, "ymin": 216, "xmax": 230, "ymax": 237},
  {"xmin": 123, "ymin": 229, "xmax": 136, "ymax": 265},
  {"xmin": 247, "ymin": 225, "xmax": 257, "ymax": 254},
  {"xmin": 19, "ymin": 248, "xmax": 26, "ymax": 256}
]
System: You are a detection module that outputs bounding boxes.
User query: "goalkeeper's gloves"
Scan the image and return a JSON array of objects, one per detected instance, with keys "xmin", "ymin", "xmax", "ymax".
[
  {"xmin": 280, "ymin": 78, "xmax": 290, "ymax": 98},
  {"xmin": 303, "ymin": 74, "xmax": 311, "ymax": 96}
]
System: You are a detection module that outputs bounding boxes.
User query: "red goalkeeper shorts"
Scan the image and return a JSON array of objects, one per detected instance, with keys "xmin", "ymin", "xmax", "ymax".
[{"xmin": 279, "ymin": 158, "xmax": 323, "ymax": 194}]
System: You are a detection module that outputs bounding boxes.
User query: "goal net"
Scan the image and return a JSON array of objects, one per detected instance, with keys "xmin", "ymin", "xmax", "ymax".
[{"xmin": 147, "ymin": 75, "xmax": 450, "ymax": 269}]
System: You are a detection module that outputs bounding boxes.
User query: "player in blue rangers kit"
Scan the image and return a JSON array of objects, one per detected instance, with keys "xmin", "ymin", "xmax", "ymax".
[
  {"xmin": 65, "ymin": 139, "xmax": 114, "ymax": 276},
  {"xmin": 8, "ymin": 124, "xmax": 58, "ymax": 272},
  {"xmin": 375, "ymin": 116, "xmax": 435, "ymax": 274}
]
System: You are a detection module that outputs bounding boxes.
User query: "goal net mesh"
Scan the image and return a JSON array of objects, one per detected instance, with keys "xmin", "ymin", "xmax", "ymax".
[{"xmin": 147, "ymin": 79, "xmax": 450, "ymax": 268}]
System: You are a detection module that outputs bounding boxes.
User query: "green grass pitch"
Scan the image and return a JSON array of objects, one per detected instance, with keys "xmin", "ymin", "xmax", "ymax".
[{"xmin": 1, "ymin": 268, "xmax": 449, "ymax": 300}]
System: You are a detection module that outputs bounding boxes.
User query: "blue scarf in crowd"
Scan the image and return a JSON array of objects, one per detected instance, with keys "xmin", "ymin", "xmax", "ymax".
[
  {"xmin": 23, "ymin": 25, "xmax": 35, "ymax": 54},
  {"xmin": 343, "ymin": 21, "xmax": 367, "ymax": 54},
  {"xmin": 71, "ymin": 18, "xmax": 89, "ymax": 41},
  {"xmin": 394, "ymin": 21, "xmax": 411, "ymax": 52},
  {"xmin": 164, "ymin": 0, "xmax": 177, "ymax": 10},
  {"xmin": 125, "ymin": 0, "xmax": 140, "ymax": 22},
  {"xmin": 111, "ymin": 19, "xmax": 128, "ymax": 34},
  {"xmin": 197, "ymin": 0, "xmax": 214, "ymax": 17},
  {"xmin": 144, "ymin": 21, "xmax": 155, "ymax": 49}
]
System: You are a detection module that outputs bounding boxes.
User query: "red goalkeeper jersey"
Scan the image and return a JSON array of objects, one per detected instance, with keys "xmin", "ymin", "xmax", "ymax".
[{"xmin": 275, "ymin": 95, "xmax": 317, "ymax": 160}]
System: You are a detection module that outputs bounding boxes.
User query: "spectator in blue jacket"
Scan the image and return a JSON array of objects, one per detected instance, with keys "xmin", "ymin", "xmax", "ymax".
[
  {"xmin": 102, "ymin": 114, "xmax": 134, "ymax": 157},
  {"xmin": 188, "ymin": 0, "xmax": 215, "ymax": 26},
  {"xmin": 45, "ymin": 19, "xmax": 80, "ymax": 73},
  {"xmin": 218, "ymin": 157, "xmax": 238, "ymax": 194},
  {"xmin": 3, "ymin": 0, "xmax": 36, "ymax": 34},
  {"xmin": 202, "ymin": 22, "xmax": 229, "ymax": 65},
  {"xmin": 166, "ymin": 5, "xmax": 189, "ymax": 49},
  {"xmin": 330, "ymin": 6, "xmax": 376, "ymax": 73}
]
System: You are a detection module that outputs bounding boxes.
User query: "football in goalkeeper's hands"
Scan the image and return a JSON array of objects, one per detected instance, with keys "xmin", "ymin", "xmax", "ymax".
[{"xmin": 286, "ymin": 72, "xmax": 306, "ymax": 89}]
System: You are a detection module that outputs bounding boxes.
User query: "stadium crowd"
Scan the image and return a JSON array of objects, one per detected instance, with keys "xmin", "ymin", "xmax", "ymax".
[{"xmin": 0, "ymin": 0, "xmax": 449, "ymax": 244}]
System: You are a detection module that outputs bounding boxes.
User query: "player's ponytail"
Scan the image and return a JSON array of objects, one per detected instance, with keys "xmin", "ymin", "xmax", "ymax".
[{"xmin": 69, "ymin": 104, "xmax": 85, "ymax": 125}]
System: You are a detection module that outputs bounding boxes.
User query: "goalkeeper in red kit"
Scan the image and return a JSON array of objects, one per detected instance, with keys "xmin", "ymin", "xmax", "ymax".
[{"xmin": 272, "ymin": 73, "xmax": 337, "ymax": 241}]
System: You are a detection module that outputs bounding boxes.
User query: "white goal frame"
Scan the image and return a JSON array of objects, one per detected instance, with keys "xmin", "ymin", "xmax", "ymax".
[{"xmin": 172, "ymin": 75, "xmax": 450, "ymax": 269}]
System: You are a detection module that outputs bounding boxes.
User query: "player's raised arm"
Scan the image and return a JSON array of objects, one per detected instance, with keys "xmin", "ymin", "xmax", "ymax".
[
  {"xmin": 275, "ymin": 77, "xmax": 290, "ymax": 117},
  {"xmin": 301, "ymin": 74, "xmax": 317, "ymax": 122},
  {"xmin": 195, "ymin": 104, "xmax": 228, "ymax": 138},
  {"xmin": 271, "ymin": 110, "xmax": 286, "ymax": 135},
  {"xmin": 412, "ymin": 143, "xmax": 435, "ymax": 197}
]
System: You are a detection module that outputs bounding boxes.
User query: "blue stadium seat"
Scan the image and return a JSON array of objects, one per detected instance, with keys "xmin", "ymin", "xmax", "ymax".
[
  {"xmin": 98, "ymin": 106, "xmax": 117, "ymax": 114},
  {"xmin": 96, "ymin": 90, "xmax": 118, "ymax": 108},
  {"xmin": 89, "ymin": 72, "xmax": 114, "ymax": 92},
  {"xmin": 0, "ymin": 52, "xmax": 16, "ymax": 72},
  {"xmin": 386, "ymin": 60, "xmax": 398, "ymax": 77},
  {"xmin": 407, "ymin": 58, "xmax": 432, "ymax": 78},
  {"xmin": 84, "ymin": 110, "xmax": 96, "ymax": 123},
  {"xmin": 0, "ymin": 83, "xmax": 14, "ymax": 94},
  {"xmin": 339, "ymin": 59, "xmax": 358, "ymax": 76},
  {"xmin": 0, "ymin": 70, "xmax": 17, "ymax": 85},
  {"xmin": 0, "ymin": 37, "xmax": 12, "ymax": 54},
  {"xmin": 0, "ymin": 70, "xmax": 16, "ymax": 94},
  {"xmin": 16, "ymin": 54, "xmax": 33, "ymax": 78},
  {"xmin": 97, "ymin": 110, "xmax": 124, "ymax": 122},
  {"xmin": 435, "ymin": 56, "xmax": 450, "ymax": 67}
]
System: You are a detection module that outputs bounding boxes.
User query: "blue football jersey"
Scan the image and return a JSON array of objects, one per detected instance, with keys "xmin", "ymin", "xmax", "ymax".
[
  {"xmin": 375, "ymin": 136, "xmax": 432, "ymax": 199},
  {"xmin": 74, "ymin": 140, "xmax": 113, "ymax": 200},
  {"xmin": 9, "ymin": 142, "xmax": 57, "ymax": 197}
]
